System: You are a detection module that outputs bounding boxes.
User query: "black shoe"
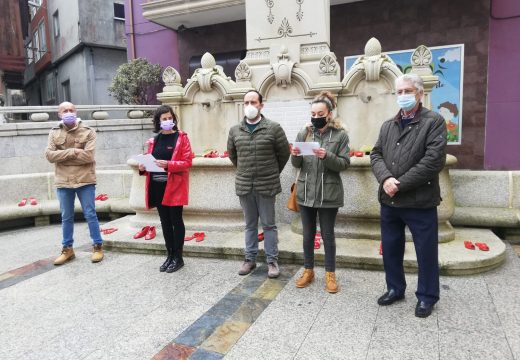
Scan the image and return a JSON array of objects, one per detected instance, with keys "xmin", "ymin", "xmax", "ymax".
[
  {"xmin": 415, "ymin": 301, "xmax": 434, "ymax": 318},
  {"xmin": 377, "ymin": 289, "xmax": 405, "ymax": 306},
  {"xmin": 160, "ymin": 249, "xmax": 173, "ymax": 272},
  {"xmin": 165, "ymin": 257, "xmax": 184, "ymax": 273},
  {"xmin": 159, "ymin": 256, "xmax": 173, "ymax": 272}
]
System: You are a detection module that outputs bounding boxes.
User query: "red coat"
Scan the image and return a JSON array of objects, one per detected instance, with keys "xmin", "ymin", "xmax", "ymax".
[{"xmin": 143, "ymin": 131, "xmax": 193, "ymax": 208}]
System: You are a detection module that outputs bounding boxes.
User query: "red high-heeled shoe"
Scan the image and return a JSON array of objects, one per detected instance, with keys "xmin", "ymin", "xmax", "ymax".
[
  {"xmin": 145, "ymin": 226, "xmax": 156, "ymax": 240},
  {"xmin": 133, "ymin": 226, "xmax": 150, "ymax": 239}
]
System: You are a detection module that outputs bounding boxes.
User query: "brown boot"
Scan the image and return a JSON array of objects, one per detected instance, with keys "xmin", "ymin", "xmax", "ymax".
[
  {"xmin": 325, "ymin": 271, "xmax": 339, "ymax": 293},
  {"xmin": 91, "ymin": 244, "xmax": 104, "ymax": 263},
  {"xmin": 295, "ymin": 269, "xmax": 314, "ymax": 288},
  {"xmin": 54, "ymin": 247, "xmax": 75, "ymax": 266}
]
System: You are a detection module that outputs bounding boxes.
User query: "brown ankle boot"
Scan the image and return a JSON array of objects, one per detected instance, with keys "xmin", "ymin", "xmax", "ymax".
[
  {"xmin": 325, "ymin": 271, "xmax": 338, "ymax": 293},
  {"xmin": 295, "ymin": 269, "xmax": 314, "ymax": 288},
  {"xmin": 54, "ymin": 247, "xmax": 75, "ymax": 265},
  {"xmin": 91, "ymin": 244, "xmax": 104, "ymax": 263}
]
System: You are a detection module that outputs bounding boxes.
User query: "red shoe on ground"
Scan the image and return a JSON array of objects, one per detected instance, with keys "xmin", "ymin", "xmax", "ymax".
[
  {"xmin": 101, "ymin": 228, "xmax": 118, "ymax": 235},
  {"xmin": 194, "ymin": 232, "xmax": 205, "ymax": 242},
  {"xmin": 133, "ymin": 226, "xmax": 150, "ymax": 239},
  {"xmin": 184, "ymin": 234, "xmax": 195, "ymax": 241},
  {"xmin": 314, "ymin": 233, "xmax": 321, "ymax": 249},
  {"xmin": 29, "ymin": 197, "xmax": 38, "ymax": 205},
  {"xmin": 464, "ymin": 240, "xmax": 475, "ymax": 250},
  {"xmin": 145, "ymin": 226, "xmax": 156, "ymax": 240},
  {"xmin": 475, "ymin": 242, "xmax": 489, "ymax": 251},
  {"xmin": 18, "ymin": 198, "xmax": 28, "ymax": 206},
  {"xmin": 379, "ymin": 242, "xmax": 383, "ymax": 255}
]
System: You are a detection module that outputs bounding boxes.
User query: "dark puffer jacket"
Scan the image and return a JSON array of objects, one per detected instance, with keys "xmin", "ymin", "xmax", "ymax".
[
  {"xmin": 370, "ymin": 105, "xmax": 448, "ymax": 208},
  {"xmin": 227, "ymin": 115, "xmax": 290, "ymax": 196}
]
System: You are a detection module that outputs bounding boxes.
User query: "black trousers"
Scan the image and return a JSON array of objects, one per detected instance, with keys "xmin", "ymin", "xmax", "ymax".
[
  {"xmin": 300, "ymin": 206, "xmax": 338, "ymax": 272},
  {"xmin": 156, "ymin": 204, "xmax": 185, "ymax": 254},
  {"xmin": 380, "ymin": 204, "xmax": 439, "ymax": 304}
]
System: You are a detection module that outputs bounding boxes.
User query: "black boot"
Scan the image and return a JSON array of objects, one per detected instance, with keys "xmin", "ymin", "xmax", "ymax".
[
  {"xmin": 165, "ymin": 250, "xmax": 184, "ymax": 273},
  {"xmin": 160, "ymin": 248, "xmax": 173, "ymax": 272}
]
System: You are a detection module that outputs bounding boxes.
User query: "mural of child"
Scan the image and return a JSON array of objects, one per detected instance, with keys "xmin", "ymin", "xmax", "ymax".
[{"xmin": 437, "ymin": 101, "xmax": 459, "ymax": 142}]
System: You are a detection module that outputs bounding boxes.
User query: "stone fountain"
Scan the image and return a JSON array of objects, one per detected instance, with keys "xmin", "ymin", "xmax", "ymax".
[{"xmin": 105, "ymin": 0, "xmax": 505, "ymax": 274}]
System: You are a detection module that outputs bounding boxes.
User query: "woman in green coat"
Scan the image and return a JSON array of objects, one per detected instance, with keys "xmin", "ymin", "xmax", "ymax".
[{"xmin": 290, "ymin": 91, "xmax": 350, "ymax": 293}]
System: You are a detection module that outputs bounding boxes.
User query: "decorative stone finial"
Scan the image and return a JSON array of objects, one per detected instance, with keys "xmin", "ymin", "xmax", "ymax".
[
  {"xmin": 162, "ymin": 66, "xmax": 181, "ymax": 86},
  {"xmin": 201, "ymin": 52, "xmax": 216, "ymax": 69},
  {"xmin": 411, "ymin": 45, "xmax": 432, "ymax": 67},
  {"xmin": 364, "ymin": 38, "xmax": 382, "ymax": 57},
  {"xmin": 235, "ymin": 61, "xmax": 252, "ymax": 82}
]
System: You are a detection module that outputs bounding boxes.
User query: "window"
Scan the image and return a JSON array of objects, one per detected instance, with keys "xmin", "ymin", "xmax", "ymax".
[
  {"xmin": 38, "ymin": 21, "xmax": 46, "ymax": 53},
  {"xmin": 46, "ymin": 74, "xmax": 56, "ymax": 102},
  {"xmin": 32, "ymin": 21, "xmax": 47, "ymax": 62},
  {"xmin": 26, "ymin": 41, "xmax": 34, "ymax": 64},
  {"xmin": 114, "ymin": 3, "xmax": 125, "ymax": 20},
  {"xmin": 62, "ymin": 80, "xmax": 71, "ymax": 102},
  {"xmin": 29, "ymin": 0, "xmax": 42, "ymax": 19},
  {"xmin": 53, "ymin": 11, "xmax": 60, "ymax": 37},
  {"xmin": 33, "ymin": 30, "xmax": 40, "ymax": 61}
]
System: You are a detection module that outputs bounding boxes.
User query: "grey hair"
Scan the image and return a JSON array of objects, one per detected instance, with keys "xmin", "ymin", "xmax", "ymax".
[{"xmin": 395, "ymin": 74, "xmax": 424, "ymax": 93}]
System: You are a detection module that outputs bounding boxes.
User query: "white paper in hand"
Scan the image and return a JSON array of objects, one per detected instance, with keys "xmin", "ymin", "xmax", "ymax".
[
  {"xmin": 130, "ymin": 153, "xmax": 165, "ymax": 172},
  {"xmin": 293, "ymin": 142, "xmax": 320, "ymax": 156}
]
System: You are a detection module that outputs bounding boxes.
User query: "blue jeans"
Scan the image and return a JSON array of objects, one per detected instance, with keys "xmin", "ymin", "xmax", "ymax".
[
  {"xmin": 56, "ymin": 184, "xmax": 103, "ymax": 247},
  {"xmin": 239, "ymin": 191, "xmax": 278, "ymax": 263}
]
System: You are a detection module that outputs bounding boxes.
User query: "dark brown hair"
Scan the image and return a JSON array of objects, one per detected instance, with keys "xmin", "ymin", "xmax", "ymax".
[{"xmin": 153, "ymin": 105, "xmax": 178, "ymax": 133}]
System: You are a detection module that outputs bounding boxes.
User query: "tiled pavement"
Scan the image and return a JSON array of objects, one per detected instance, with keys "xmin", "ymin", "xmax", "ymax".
[{"xmin": 1, "ymin": 223, "xmax": 520, "ymax": 360}]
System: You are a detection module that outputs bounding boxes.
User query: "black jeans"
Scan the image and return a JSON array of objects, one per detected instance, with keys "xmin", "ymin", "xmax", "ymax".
[
  {"xmin": 300, "ymin": 206, "xmax": 338, "ymax": 272},
  {"xmin": 380, "ymin": 204, "xmax": 439, "ymax": 304},
  {"xmin": 156, "ymin": 204, "xmax": 185, "ymax": 254}
]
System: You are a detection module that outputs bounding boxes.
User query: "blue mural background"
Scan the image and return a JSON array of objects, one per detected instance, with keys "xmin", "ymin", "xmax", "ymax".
[{"xmin": 344, "ymin": 44, "xmax": 464, "ymax": 145}]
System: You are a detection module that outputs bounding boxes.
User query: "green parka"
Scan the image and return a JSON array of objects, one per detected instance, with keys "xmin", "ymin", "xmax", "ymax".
[
  {"xmin": 291, "ymin": 119, "xmax": 350, "ymax": 208},
  {"xmin": 227, "ymin": 115, "xmax": 290, "ymax": 196}
]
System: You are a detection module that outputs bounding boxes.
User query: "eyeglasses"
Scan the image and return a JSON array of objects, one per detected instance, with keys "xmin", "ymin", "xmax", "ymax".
[{"xmin": 396, "ymin": 89, "xmax": 417, "ymax": 95}]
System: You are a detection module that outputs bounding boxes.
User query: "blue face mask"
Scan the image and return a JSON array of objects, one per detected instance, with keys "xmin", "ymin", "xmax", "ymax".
[
  {"xmin": 160, "ymin": 119, "xmax": 175, "ymax": 131},
  {"xmin": 397, "ymin": 94, "xmax": 417, "ymax": 111},
  {"xmin": 62, "ymin": 113, "xmax": 77, "ymax": 126}
]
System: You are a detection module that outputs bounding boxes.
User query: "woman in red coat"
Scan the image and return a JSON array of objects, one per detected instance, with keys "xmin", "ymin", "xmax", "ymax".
[{"xmin": 139, "ymin": 105, "xmax": 193, "ymax": 273}]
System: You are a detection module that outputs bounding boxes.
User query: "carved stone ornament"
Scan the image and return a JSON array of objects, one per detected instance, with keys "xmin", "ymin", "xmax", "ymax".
[
  {"xmin": 296, "ymin": 0, "xmax": 304, "ymax": 21},
  {"xmin": 411, "ymin": 45, "xmax": 432, "ymax": 67},
  {"xmin": 256, "ymin": 17, "xmax": 316, "ymax": 42},
  {"xmin": 349, "ymin": 37, "xmax": 393, "ymax": 81},
  {"xmin": 162, "ymin": 66, "xmax": 181, "ymax": 86},
  {"xmin": 271, "ymin": 45, "xmax": 295, "ymax": 88},
  {"xmin": 235, "ymin": 61, "xmax": 252, "ymax": 81},
  {"xmin": 318, "ymin": 53, "xmax": 338, "ymax": 76},
  {"xmin": 265, "ymin": 0, "xmax": 274, "ymax": 24},
  {"xmin": 190, "ymin": 52, "xmax": 228, "ymax": 92},
  {"xmin": 410, "ymin": 45, "xmax": 434, "ymax": 76}
]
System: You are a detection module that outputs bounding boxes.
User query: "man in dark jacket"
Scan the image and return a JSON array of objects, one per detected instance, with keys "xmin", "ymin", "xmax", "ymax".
[
  {"xmin": 227, "ymin": 90, "xmax": 290, "ymax": 278},
  {"xmin": 370, "ymin": 74, "xmax": 447, "ymax": 318}
]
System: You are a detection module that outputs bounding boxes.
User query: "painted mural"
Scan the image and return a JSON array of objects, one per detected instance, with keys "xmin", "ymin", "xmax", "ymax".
[{"xmin": 344, "ymin": 44, "xmax": 464, "ymax": 145}]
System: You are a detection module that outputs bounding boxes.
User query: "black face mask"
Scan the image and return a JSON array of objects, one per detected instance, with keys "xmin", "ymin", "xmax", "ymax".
[{"xmin": 311, "ymin": 116, "xmax": 328, "ymax": 129}]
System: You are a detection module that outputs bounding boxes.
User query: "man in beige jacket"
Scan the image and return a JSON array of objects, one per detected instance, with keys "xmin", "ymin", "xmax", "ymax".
[{"xmin": 45, "ymin": 102, "xmax": 104, "ymax": 265}]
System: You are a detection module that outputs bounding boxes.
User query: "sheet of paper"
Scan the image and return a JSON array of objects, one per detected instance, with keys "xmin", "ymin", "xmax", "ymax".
[
  {"xmin": 130, "ymin": 153, "xmax": 165, "ymax": 172},
  {"xmin": 293, "ymin": 142, "xmax": 320, "ymax": 156}
]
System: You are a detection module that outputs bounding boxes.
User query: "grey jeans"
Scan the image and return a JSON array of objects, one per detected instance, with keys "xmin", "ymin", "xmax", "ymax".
[{"xmin": 239, "ymin": 191, "xmax": 279, "ymax": 263}]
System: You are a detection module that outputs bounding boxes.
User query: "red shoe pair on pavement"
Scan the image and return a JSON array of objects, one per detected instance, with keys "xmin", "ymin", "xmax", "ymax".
[
  {"xmin": 100, "ymin": 227, "xmax": 118, "ymax": 235},
  {"xmin": 184, "ymin": 232, "xmax": 205, "ymax": 242},
  {"xmin": 95, "ymin": 194, "xmax": 108, "ymax": 201},
  {"xmin": 134, "ymin": 226, "xmax": 156, "ymax": 240},
  {"xmin": 464, "ymin": 240, "xmax": 489, "ymax": 251},
  {"xmin": 18, "ymin": 197, "xmax": 38, "ymax": 206}
]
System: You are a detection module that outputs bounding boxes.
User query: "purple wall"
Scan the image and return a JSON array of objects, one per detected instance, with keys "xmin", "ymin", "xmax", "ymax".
[
  {"xmin": 485, "ymin": 0, "xmax": 520, "ymax": 170},
  {"xmin": 124, "ymin": 0, "xmax": 179, "ymax": 70}
]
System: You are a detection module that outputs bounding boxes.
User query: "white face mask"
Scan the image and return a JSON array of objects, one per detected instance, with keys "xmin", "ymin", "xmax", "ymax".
[{"xmin": 244, "ymin": 105, "xmax": 259, "ymax": 120}]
